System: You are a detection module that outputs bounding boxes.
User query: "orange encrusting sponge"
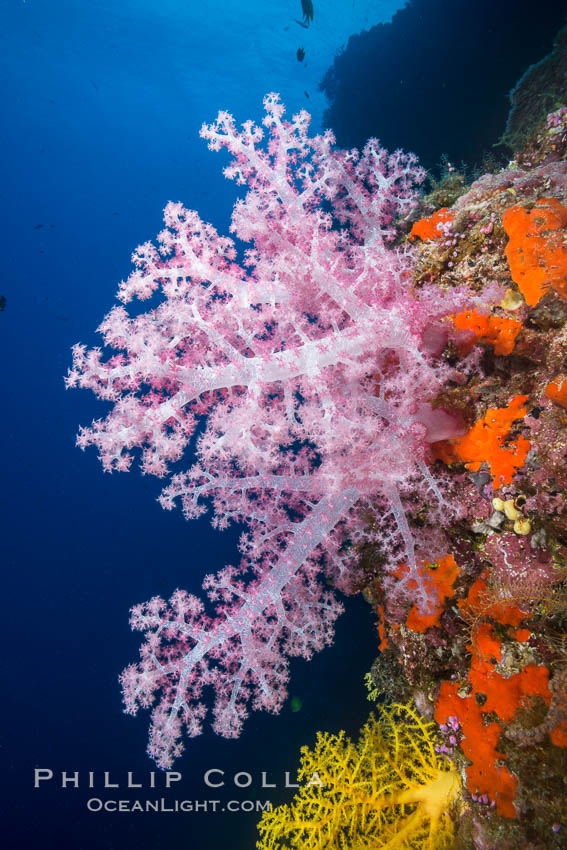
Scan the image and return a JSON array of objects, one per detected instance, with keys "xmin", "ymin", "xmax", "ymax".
[
  {"xmin": 502, "ymin": 198, "xmax": 567, "ymax": 306},
  {"xmin": 436, "ymin": 622, "xmax": 551, "ymax": 818},
  {"xmin": 432, "ymin": 396, "xmax": 530, "ymax": 489},
  {"xmin": 452, "ymin": 310, "xmax": 522, "ymax": 356},
  {"xmin": 545, "ymin": 375, "xmax": 567, "ymax": 408},
  {"xmin": 410, "ymin": 207, "xmax": 455, "ymax": 241},
  {"xmin": 404, "ymin": 554, "xmax": 460, "ymax": 633}
]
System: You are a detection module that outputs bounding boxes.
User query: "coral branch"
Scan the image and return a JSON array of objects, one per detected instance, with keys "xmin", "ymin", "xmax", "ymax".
[{"xmin": 68, "ymin": 94, "xmax": 490, "ymax": 764}]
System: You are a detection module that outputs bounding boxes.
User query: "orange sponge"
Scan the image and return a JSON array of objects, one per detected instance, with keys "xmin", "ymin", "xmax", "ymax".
[
  {"xmin": 404, "ymin": 554, "xmax": 459, "ymax": 632},
  {"xmin": 502, "ymin": 198, "xmax": 567, "ymax": 306},
  {"xmin": 432, "ymin": 396, "xmax": 530, "ymax": 489},
  {"xmin": 545, "ymin": 375, "xmax": 567, "ymax": 408},
  {"xmin": 410, "ymin": 208, "xmax": 454, "ymax": 241},
  {"xmin": 435, "ymin": 680, "xmax": 518, "ymax": 818},
  {"xmin": 452, "ymin": 310, "xmax": 522, "ymax": 356}
]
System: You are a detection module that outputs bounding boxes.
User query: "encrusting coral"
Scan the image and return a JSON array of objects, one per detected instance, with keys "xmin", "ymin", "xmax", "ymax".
[{"xmin": 256, "ymin": 703, "xmax": 460, "ymax": 850}]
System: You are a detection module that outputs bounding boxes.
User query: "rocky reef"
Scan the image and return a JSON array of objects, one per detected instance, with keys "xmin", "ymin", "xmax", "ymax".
[{"xmin": 362, "ymin": 104, "xmax": 567, "ymax": 848}]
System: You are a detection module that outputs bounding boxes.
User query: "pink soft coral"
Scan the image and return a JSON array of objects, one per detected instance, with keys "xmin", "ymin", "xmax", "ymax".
[{"xmin": 68, "ymin": 94, "xmax": 489, "ymax": 768}]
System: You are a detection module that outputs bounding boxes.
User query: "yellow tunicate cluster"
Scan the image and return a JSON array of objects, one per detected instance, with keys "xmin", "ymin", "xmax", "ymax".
[
  {"xmin": 491, "ymin": 496, "xmax": 531, "ymax": 535},
  {"xmin": 256, "ymin": 703, "xmax": 461, "ymax": 850}
]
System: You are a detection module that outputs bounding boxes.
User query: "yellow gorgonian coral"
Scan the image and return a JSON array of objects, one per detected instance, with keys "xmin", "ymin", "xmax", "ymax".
[{"xmin": 257, "ymin": 703, "xmax": 461, "ymax": 850}]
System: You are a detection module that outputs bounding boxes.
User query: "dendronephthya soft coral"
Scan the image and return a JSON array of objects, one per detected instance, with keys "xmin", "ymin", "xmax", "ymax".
[{"xmin": 68, "ymin": 95, "xmax": 492, "ymax": 767}]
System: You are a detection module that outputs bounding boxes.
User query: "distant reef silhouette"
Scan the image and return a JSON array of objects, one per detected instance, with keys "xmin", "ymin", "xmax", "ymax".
[{"xmin": 320, "ymin": 0, "xmax": 567, "ymax": 172}]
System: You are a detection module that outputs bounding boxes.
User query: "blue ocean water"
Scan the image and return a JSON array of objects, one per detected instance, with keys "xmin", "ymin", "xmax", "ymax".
[{"xmin": 1, "ymin": 2, "xmax": 564, "ymax": 848}]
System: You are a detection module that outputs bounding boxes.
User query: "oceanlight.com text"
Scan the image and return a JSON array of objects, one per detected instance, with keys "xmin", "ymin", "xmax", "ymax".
[{"xmin": 86, "ymin": 798, "xmax": 272, "ymax": 813}]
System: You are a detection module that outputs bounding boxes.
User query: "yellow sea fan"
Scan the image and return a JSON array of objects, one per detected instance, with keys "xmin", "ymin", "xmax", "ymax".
[{"xmin": 257, "ymin": 703, "xmax": 460, "ymax": 850}]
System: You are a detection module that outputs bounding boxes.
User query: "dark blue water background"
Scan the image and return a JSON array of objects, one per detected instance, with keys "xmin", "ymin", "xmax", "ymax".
[{"xmin": 1, "ymin": 1, "xmax": 563, "ymax": 848}]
